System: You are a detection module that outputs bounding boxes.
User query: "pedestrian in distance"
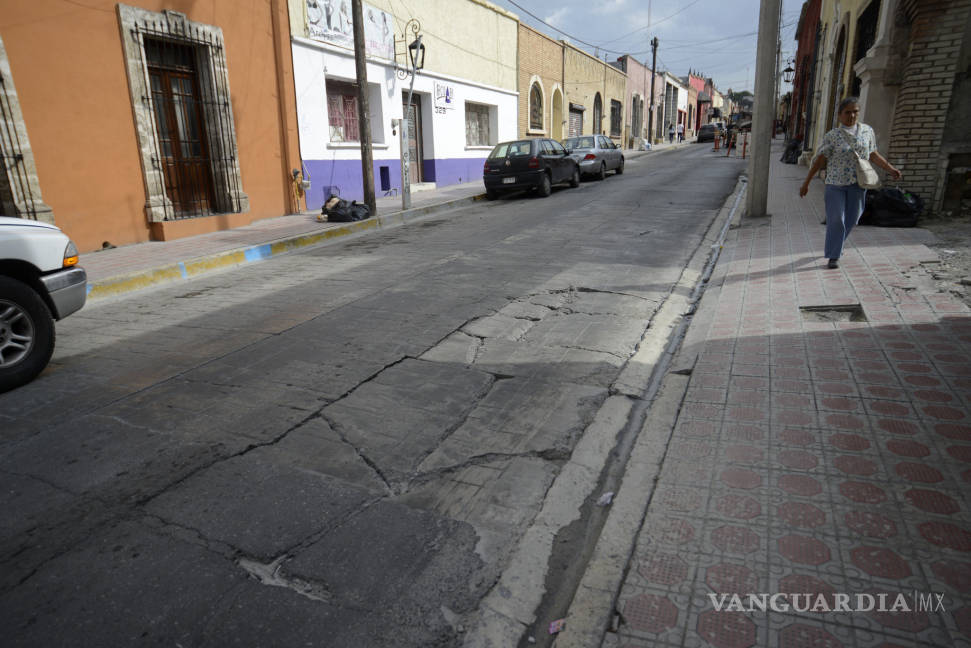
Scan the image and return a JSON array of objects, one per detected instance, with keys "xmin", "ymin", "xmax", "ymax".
[
  {"xmin": 668, "ymin": 123, "xmax": 675, "ymax": 143},
  {"xmin": 677, "ymin": 122, "xmax": 684, "ymax": 142},
  {"xmin": 798, "ymin": 97, "xmax": 901, "ymax": 269}
]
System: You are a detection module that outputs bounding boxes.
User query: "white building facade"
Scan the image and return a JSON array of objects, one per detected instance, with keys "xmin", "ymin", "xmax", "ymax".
[{"xmin": 289, "ymin": 0, "xmax": 519, "ymax": 207}]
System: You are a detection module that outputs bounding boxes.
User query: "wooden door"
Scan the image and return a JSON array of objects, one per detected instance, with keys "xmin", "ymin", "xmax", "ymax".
[
  {"xmin": 403, "ymin": 95, "xmax": 423, "ymax": 184},
  {"xmin": 147, "ymin": 41, "xmax": 215, "ymax": 217}
]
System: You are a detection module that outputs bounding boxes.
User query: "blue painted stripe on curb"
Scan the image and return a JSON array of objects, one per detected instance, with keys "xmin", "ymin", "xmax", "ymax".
[
  {"xmin": 86, "ymin": 284, "xmax": 92, "ymax": 295},
  {"xmin": 179, "ymin": 262, "xmax": 188, "ymax": 279},
  {"xmin": 244, "ymin": 244, "xmax": 271, "ymax": 263}
]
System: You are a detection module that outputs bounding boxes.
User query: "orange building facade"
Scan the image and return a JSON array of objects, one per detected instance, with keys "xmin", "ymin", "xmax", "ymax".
[{"xmin": 0, "ymin": 0, "xmax": 301, "ymax": 253}]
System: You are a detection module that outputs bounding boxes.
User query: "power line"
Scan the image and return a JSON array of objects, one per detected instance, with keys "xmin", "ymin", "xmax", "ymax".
[{"xmin": 596, "ymin": 0, "xmax": 706, "ymax": 47}]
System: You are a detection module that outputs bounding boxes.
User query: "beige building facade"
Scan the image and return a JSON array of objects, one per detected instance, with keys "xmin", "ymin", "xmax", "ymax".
[
  {"xmin": 517, "ymin": 31, "xmax": 628, "ymax": 143},
  {"xmin": 563, "ymin": 44, "xmax": 627, "ymax": 142}
]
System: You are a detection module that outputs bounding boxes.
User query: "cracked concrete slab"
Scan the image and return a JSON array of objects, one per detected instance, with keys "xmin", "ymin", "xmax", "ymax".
[
  {"xmin": 520, "ymin": 312, "xmax": 646, "ymax": 358},
  {"xmin": 144, "ymin": 446, "xmax": 374, "ymax": 559},
  {"xmin": 0, "ymin": 520, "xmax": 249, "ymax": 647},
  {"xmin": 0, "ymin": 414, "xmax": 236, "ymax": 499},
  {"xmin": 283, "ymin": 499, "xmax": 487, "ymax": 639},
  {"xmin": 469, "ymin": 338, "xmax": 624, "ymax": 387},
  {"xmin": 418, "ymin": 378, "xmax": 606, "ymax": 473},
  {"xmin": 0, "ymin": 471, "xmax": 79, "ymax": 541},
  {"xmin": 321, "ymin": 359, "xmax": 495, "ymax": 486}
]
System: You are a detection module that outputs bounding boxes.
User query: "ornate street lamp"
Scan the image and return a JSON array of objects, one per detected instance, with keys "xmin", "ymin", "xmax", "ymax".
[
  {"xmin": 396, "ymin": 19, "xmax": 423, "ymax": 210},
  {"xmin": 408, "ymin": 35, "xmax": 425, "ymax": 71},
  {"xmin": 783, "ymin": 62, "xmax": 795, "ymax": 84}
]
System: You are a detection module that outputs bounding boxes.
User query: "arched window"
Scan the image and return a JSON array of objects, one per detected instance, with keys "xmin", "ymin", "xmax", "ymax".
[
  {"xmin": 593, "ymin": 93, "xmax": 603, "ymax": 134},
  {"xmin": 529, "ymin": 83, "xmax": 543, "ymax": 131}
]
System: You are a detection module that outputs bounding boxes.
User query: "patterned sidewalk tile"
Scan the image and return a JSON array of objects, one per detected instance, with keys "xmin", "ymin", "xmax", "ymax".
[{"xmin": 609, "ymin": 151, "xmax": 971, "ymax": 647}]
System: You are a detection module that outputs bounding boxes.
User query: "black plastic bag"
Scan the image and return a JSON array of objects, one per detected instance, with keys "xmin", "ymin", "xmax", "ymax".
[
  {"xmin": 780, "ymin": 138, "xmax": 802, "ymax": 164},
  {"xmin": 860, "ymin": 187, "xmax": 923, "ymax": 228},
  {"xmin": 322, "ymin": 194, "xmax": 371, "ymax": 222}
]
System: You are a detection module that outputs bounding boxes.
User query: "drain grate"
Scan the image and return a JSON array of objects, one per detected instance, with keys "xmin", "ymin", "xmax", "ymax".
[{"xmin": 799, "ymin": 304, "xmax": 868, "ymax": 322}]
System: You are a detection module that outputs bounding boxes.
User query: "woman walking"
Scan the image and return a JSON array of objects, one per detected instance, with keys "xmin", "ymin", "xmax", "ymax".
[{"xmin": 799, "ymin": 97, "xmax": 902, "ymax": 268}]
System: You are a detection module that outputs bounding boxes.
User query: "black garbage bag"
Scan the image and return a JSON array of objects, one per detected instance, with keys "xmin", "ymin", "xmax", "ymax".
[
  {"xmin": 780, "ymin": 138, "xmax": 802, "ymax": 164},
  {"xmin": 322, "ymin": 194, "xmax": 371, "ymax": 222},
  {"xmin": 859, "ymin": 187, "xmax": 923, "ymax": 227}
]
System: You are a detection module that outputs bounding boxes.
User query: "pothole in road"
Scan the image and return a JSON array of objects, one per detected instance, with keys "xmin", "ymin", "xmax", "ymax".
[{"xmin": 799, "ymin": 304, "xmax": 868, "ymax": 322}]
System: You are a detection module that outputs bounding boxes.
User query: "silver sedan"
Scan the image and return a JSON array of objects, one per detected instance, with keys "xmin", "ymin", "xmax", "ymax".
[{"xmin": 563, "ymin": 135, "xmax": 625, "ymax": 180}]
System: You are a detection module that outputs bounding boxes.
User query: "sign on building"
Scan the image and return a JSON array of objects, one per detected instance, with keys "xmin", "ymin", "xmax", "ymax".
[
  {"xmin": 307, "ymin": 0, "xmax": 394, "ymax": 60},
  {"xmin": 434, "ymin": 82, "xmax": 455, "ymax": 111}
]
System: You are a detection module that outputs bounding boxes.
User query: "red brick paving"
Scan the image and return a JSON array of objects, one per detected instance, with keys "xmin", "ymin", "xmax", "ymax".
[{"xmin": 609, "ymin": 147, "xmax": 970, "ymax": 647}]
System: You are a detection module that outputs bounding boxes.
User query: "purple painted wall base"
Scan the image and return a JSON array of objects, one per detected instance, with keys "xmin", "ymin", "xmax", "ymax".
[{"xmin": 303, "ymin": 156, "xmax": 485, "ymax": 209}]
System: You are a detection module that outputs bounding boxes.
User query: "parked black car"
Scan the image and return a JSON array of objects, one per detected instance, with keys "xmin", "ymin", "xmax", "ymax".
[
  {"xmin": 697, "ymin": 123, "xmax": 718, "ymax": 143},
  {"xmin": 483, "ymin": 138, "xmax": 580, "ymax": 199}
]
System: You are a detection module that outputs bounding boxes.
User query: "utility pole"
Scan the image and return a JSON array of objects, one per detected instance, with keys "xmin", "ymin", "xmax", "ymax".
[
  {"xmin": 351, "ymin": 0, "xmax": 376, "ymax": 215},
  {"xmin": 747, "ymin": 0, "xmax": 781, "ymax": 218},
  {"xmin": 648, "ymin": 36, "xmax": 658, "ymax": 143}
]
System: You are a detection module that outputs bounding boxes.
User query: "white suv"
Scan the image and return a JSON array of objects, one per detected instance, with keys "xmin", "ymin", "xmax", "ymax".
[{"xmin": 0, "ymin": 216, "xmax": 87, "ymax": 392}]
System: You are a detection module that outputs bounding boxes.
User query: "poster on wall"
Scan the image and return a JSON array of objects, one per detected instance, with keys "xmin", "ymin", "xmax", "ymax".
[{"xmin": 307, "ymin": 0, "xmax": 394, "ymax": 61}]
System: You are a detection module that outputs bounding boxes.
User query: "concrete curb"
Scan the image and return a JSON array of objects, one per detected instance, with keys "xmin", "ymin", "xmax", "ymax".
[
  {"xmin": 551, "ymin": 176, "xmax": 749, "ymax": 648},
  {"xmin": 461, "ymin": 173, "xmax": 747, "ymax": 648},
  {"xmin": 86, "ymin": 192, "xmax": 487, "ymax": 301}
]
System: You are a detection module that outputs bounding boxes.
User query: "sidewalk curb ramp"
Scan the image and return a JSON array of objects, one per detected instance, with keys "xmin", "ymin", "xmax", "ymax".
[
  {"xmin": 461, "ymin": 174, "xmax": 748, "ymax": 648},
  {"xmin": 85, "ymin": 193, "xmax": 488, "ymax": 301}
]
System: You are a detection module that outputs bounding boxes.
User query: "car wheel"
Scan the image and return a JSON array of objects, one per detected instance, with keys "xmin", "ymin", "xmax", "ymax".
[
  {"xmin": 486, "ymin": 189, "xmax": 498, "ymax": 200},
  {"xmin": 569, "ymin": 166, "xmax": 580, "ymax": 188},
  {"xmin": 597, "ymin": 162, "xmax": 606, "ymax": 181},
  {"xmin": 616, "ymin": 157, "xmax": 624, "ymax": 175},
  {"xmin": 0, "ymin": 276, "xmax": 55, "ymax": 393},
  {"xmin": 537, "ymin": 172, "xmax": 552, "ymax": 197}
]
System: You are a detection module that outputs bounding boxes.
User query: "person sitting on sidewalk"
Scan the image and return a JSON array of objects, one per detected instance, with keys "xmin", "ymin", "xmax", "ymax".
[{"xmin": 798, "ymin": 97, "xmax": 901, "ymax": 269}]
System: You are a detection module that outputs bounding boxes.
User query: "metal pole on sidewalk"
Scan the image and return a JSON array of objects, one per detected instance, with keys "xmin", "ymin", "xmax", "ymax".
[
  {"xmin": 351, "ymin": 0, "xmax": 376, "ymax": 215},
  {"xmin": 746, "ymin": 0, "xmax": 781, "ymax": 218},
  {"xmin": 648, "ymin": 37, "xmax": 658, "ymax": 143}
]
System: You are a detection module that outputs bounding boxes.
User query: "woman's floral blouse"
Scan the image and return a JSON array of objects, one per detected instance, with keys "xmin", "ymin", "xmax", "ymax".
[{"xmin": 815, "ymin": 123, "xmax": 876, "ymax": 186}]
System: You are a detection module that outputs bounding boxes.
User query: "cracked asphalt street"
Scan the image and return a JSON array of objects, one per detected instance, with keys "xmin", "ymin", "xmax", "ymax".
[{"xmin": 0, "ymin": 146, "xmax": 745, "ymax": 647}]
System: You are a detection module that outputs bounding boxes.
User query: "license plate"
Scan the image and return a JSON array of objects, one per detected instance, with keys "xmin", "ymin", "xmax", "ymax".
[{"xmin": 503, "ymin": 177, "xmax": 515, "ymax": 184}]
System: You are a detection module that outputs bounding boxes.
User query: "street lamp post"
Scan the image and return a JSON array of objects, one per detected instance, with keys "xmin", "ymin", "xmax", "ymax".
[{"xmin": 396, "ymin": 19, "xmax": 424, "ymax": 211}]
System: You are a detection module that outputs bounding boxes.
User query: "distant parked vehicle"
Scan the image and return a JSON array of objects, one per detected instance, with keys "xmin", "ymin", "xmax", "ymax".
[
  {"xmin": 697, "ymin": 124, "xmax": 718, "ymax": 143},
  {"xmin": 483, "ymin": 138, "xmax": 580, "ymax": 200},
  {"xmin": 562, "ymin": 134, "xmax": 624, "ymax": 180}
]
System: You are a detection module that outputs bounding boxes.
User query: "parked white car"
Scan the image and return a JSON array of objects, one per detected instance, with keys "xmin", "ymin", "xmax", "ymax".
[{"xmin": 0, "ymin": 217, "xmax": 86, "ymax": 392}]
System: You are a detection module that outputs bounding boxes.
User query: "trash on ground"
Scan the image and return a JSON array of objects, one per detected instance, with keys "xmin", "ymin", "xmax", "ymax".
[
  {"xmin": 549, "ymin": 618, "xmax": 566, "ymax": 634},
  {"xmin": 596, "ymin": 491, "xmax": 615, "ymax": 506}
]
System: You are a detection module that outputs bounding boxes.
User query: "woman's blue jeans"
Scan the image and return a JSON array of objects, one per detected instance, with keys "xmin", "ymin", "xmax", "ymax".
[{"xmin": 824, "ymin": 184, "xmax": 866, "ymax": 260}]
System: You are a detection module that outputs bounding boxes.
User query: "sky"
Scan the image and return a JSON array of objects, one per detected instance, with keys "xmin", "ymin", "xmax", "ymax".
[{"xmin": 487, "ymin": 0, "xmax": 806, "ymax": 94}]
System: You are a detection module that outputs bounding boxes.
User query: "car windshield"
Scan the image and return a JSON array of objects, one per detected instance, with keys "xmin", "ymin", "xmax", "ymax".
[
  {"xmin": 489, "ymin": 141, "xmax": 532, "ymax": 159},
  {"xmin": 563, "ymin": 136, "xmax": 596, "ymax": 149}
]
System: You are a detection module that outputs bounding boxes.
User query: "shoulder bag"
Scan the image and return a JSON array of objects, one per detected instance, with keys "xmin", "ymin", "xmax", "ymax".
[{"xmin": 840, "ymin": 129, "xmax": 881, "ymax": 190}]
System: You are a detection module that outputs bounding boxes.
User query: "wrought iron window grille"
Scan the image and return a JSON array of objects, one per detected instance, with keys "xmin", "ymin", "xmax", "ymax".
[{"xmin": 118, "ymin": 4, "xmax": 248, "ymax": 223}]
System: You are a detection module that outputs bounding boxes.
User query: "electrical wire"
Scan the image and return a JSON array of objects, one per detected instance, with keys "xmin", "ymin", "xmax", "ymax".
[{"xmin": 596, "ymin": 0, "xmax": 706, "ymax": 46}]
